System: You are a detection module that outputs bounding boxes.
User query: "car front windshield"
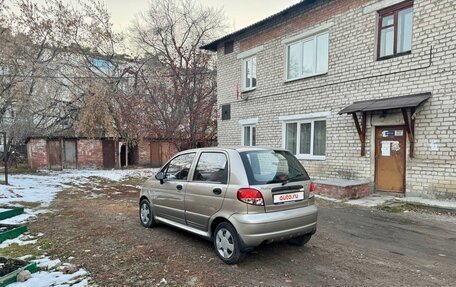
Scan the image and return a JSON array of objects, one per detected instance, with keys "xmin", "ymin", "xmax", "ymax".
[{"xmin": 239, "ymin": 150, "xmax": 310, "ymax": 185}]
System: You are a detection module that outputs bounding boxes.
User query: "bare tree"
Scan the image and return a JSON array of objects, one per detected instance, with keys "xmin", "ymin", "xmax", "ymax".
[
  {"xmin": 0, "ymin": 0, "xmax": 131, "ymax": 149},
  {"xmin": 131, "ymin": 0, "xmax": 226, "ymax": 150},
  {"xmin": 1, "ymin": 0, "xmax": 225, "ymax": 156}
]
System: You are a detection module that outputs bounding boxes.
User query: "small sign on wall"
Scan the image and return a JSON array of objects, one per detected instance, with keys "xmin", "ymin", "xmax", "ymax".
[
  {"xmin": 382, "ymin": 130, "xmax": 404, "ymax": 137},
  {"xmin": 381, "ymin": 141, "xmax": 391, "ymax": 156},
  {"xmin": 394, "ymin": 130, "xmax": 404, "ymax": 137},
  {"xmin": 382, "ymin": 130, "xmax": 394, "ymax": 137},
  {"xmin": 381, "ymin": 140, "xmax": 401, "ymax": 156},
  {"xmin": 391, "ymin": 141, "xmax": 400, "ymax": 152}
]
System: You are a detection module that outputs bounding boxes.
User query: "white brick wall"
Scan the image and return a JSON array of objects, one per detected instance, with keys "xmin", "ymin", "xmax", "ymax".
[{"xmin": 214, "ymin": 0, "xmax": 456, "ymax": 200}]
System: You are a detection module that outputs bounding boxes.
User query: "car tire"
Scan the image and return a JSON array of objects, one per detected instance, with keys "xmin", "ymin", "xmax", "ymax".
[
  {"xmin": 139, "ymin": 199, "xmax": 156, "ymax": 228},
  {"xmin": 287, "ymin": 234, "xmax": 312, "ymax": 246},
  {"xmin": 213, "ymin": 222, "xmax": 245, "ymax": 265}
]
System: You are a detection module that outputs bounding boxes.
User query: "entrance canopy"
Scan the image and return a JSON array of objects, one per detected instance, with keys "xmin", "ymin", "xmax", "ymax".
[
  {"xmin": 339, "ymin": 93, "xmax": 431, "ymax": 114},
  {"xmin": 339, "ymin": 93, "xmax": 431, "ymax": 158}
]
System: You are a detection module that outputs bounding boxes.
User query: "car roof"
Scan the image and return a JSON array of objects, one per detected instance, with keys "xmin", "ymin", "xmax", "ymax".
[{"xmin": 181, "ymin": 146, "xmax": 288, "ymax": 153}]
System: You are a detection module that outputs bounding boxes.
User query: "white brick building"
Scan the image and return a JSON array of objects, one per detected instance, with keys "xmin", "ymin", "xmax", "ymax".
[{"xmin": 201, "ymin": 0, "xmax": 456, "ymax": 200}]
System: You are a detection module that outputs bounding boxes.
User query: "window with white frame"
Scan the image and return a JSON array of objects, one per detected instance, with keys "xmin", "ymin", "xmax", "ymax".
[
  {"xmin": 242, "ymin": 125, "xmax": 256, "ymax": 146},
  {"xmin": 243, "ymin": 56, "xmax": 257, "ymax": 90},
  {"xmin": 284, "ymin": 119, "xmax": 326, "ymax": 159},
  {"xmin": 286, "ymin": 32, "xmax": 329, "ymax": 81}
]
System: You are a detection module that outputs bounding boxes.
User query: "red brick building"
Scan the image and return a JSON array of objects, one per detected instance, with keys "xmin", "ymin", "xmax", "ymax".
[{"xmin": 26, "ymin": 137, "xmax": 177, "ymax": 170}]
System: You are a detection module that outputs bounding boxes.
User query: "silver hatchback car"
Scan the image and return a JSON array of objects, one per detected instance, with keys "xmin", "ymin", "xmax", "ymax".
[{"xmin": 139, "ymin": 147, "xmax": 318, "ymax": 264}]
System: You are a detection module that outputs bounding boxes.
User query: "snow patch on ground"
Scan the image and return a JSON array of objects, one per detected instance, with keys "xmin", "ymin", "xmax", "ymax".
[
  {"xmin": 317, "ymin": 192, "xmax": 456, "ymax": 211},
  {"xmin": 34, "ymin": 257, "xmax": 62, "ymax": 270},
  {"xmin": 0, "ymin": 169, "xmax": 155, "ymax": 286},
  {"xmin": 1, "ymin": 209, "xmax": 50, "ymax": 225},
  {"xmin": 315, "ymin": 194, "xmax": 342, "ymax": 202},
  {"xmin": 9, "ymin": 269, "xmax": 89, "ymax": 287},
  {"xmin": 0, "ymin": 234, "xmax": 38, "ymax": 248},
  {"xmin": 346, "ymin": 195, "xmax": 396, "ymax": 207},
  {"xmin": 1, "ymin": 235, "xmax": 90, "ymax": 286},
  {"xmin": 316, "ymin": 194, "xmax": 396, "ymax": 207},
  {"xmin": 0, "ymin": 168, "xmax": 154, "ymax": 223}
]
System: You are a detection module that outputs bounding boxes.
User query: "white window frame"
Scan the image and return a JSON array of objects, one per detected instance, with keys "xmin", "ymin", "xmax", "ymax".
[
  {"xmin": 280, "ymin": 113, "xmax": 329, "ymax": 160},
  {"xmin": 239, "ymin": 118, "xmax": 258, "ymax": 146},
  {"xmin": 285, "ymin": 31, "xmax": 329, "ymax": 82},
  {"xmin": 241, "ymin": 125, "xmax": 256, "ymax": 146},
  {"xmin": 242, "ymin": 56, "xmax": 256, "ymax": 91}
]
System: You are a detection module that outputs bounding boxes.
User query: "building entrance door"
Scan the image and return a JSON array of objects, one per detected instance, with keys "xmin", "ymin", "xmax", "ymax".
[
  {"xmin": 102, "ymin": 140, "xmax": 116, "ymax": 169},
  {"xmin": 63, "ymin": 140, "xmax": 77, "ymax": 169},
  {"xmin": 375, "ymin": 126, "xmax": 406, "ymax": 193},
  {"xmin": 48, "ymin": 140, "xmax": 62, "ymax": 170}
]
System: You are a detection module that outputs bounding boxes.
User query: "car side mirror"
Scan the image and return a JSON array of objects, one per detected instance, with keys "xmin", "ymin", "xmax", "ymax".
[{"xmin": 155, "ymin": 171, "xmax": 165, "ymax": 184}]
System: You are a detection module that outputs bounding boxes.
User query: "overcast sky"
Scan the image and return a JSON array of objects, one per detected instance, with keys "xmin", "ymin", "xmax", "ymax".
[{"xmin": 30, "ymin": 0, "xmax": 300, "ymax": 32}]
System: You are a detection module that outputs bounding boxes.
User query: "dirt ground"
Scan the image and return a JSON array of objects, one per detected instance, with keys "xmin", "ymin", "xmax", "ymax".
[{"xmin": 29, "ymin": 180, "xmax": 456, "ymax": 287}]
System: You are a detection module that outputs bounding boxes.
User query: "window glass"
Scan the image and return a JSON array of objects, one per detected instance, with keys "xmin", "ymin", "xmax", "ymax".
[
  {"xmin": 300, "ymin": 123, "xmax": 311, "ymax": 154},
  {"xmin": 378, "ymin": 3, "xmax": 413, "ymax": 58},
  {"xmin": 287, "ymin": 32, "xmax": 329, "ymax": 80},
  {"xmin": 286, "ymin": 123, "xmax": 297, "ymax": 154},
  {"xmin": 242, "ymin": 125, "xmax": 256, "ymax": 146},
  {"xmin": 164, "ymin": 153, "xmax": 195, "ymax": 180},
  {"xmin": 252, "ymin": 126, "xmax": 256, "ymax": 146},
  {"xmin": 243, "ymin": 126, "xmax": 251, "ymax": 146},
  {"xmin": 380, "ymin": 26, "xmax": 394, "ymax": 57},
  {"xmin": 382, "ymin": 15, "xmax": 394, "ymax": 27},
  {"xmin": 251, "ymin": 57, "xmax": 257, "ymax": 87},
  {"xmin": 240, "ymin": 150, "xmax": 310, "ymax": 185},
  {"xmin": 398, "ymin": 7, "xmax": 413, "ymax": 53},
  {"xmin": 245, "ymin": 60, "xmax": 251, "ymax": 88},
  {"xmin": 193, "ymin": 153, "xmax": 228, "ymax": 183},
  {"xmin": 313, "ymin": 120, "xmax": 326, "ymax": 156},
  {"xmin": 243, "ymin": 57, "xmax": 257, "ymax": 89},
  {"xmin": 316, "ymin": 33, "xmax": 329, "ymax": 74},
  {"xmin": 302, "ymin": 40, "xmax": 315, "ymax": 77},
  {"xmin": 284, "ymin": 119, "xmax": 327, "ymax": 157},
  {"xmin": 287, "ymin": 42, "xmax": 301, "ymax": 79}
]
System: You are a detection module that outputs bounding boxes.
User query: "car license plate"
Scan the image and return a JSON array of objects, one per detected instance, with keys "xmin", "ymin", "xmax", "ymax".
[{"xmin": 273, "ymin": 192, "xmax": 304, "ymax": 204}]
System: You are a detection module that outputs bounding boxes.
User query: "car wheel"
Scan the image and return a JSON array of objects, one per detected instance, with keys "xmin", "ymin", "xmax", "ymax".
[
  {"xmin": 139, "ymin": 199, "xmax": 156, "ymax": 228},
  {"xmin": 287, "ymin": 234, "xmax": 312, "ymax": 246},
  {"xmin": 213, "ymin": 222, "xmax": 245, "ymax": 264}
]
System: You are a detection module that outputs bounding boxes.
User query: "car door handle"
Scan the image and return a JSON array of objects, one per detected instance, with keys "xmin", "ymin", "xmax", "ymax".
[
  {"xmin": 176, "ymin": 184, "xmax": 183, "ymax": 191},
  {"xmin": 213, "ymin": 188, "xmax": 222, "ymax": 195}
]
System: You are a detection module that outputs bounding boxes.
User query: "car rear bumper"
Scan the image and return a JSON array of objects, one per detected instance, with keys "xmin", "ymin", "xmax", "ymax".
[{"xmin": 229, "ymin": 204, "xmax": 318, "ymax": 248}]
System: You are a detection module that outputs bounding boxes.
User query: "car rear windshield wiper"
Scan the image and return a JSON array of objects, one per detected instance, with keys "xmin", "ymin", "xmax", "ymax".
[{"xmin": 282, "ymin": 173, "xmax": 305, "ymax": 185}]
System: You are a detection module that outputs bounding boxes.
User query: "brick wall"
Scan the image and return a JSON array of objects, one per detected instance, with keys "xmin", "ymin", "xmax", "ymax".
[
  {"xmin": 215, "ymin": 0, "xmax": 456, "ymax": 200},
  {"xmin": 77, "ymin": 139, "xmax": 103, "ymax": 169},
  {"xmin": 26, "ymin": 138, "xmax": 170, "ymax": 169},
  {"xmin": 27, "ymin": 139, "xmax": 48, "ymax": 169}
]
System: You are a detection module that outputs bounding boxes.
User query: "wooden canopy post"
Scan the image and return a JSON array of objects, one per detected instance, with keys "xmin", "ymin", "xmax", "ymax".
[
  {"xmin": 352, "ymin": 112, "xmax": 367, "ymax": 156},
  {"xmin": 401, "ymin": 108, "xmax": 415, "ymax": 158}
]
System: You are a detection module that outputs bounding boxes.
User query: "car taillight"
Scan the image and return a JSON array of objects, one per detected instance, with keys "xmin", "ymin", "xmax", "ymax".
[
  {"xmin": 309, "ymin": 182, "xmax": 316, "ymax": 198},
  {"xmin": 309, "ymin": 182, "xmax": 316, "ymax": 192},
  {"xmin": 237, "ymin": 188, "xmax": 264, "ymax": 206}
]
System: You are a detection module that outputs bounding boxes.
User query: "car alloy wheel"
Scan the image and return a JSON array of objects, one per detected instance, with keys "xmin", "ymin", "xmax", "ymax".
[
  {"xmin": 213, "ymin": 222, "xmax": 244, "ymax": 264},
  {"xmin": 216, "ymin": 228, "xmax": 235, "ymax": 259},
  {"xmin": 139, "ymin": 199, "xmax": 156, "ymax": 228},
  {"xmin": 140, "ymin": 202, "xmax": 151, "ymax": 225}
]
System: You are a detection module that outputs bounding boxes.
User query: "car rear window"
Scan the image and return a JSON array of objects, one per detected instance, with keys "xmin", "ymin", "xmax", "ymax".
[{"xmin": 239, "ymin": 150, "xmax": 310, "ymax": 185}]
